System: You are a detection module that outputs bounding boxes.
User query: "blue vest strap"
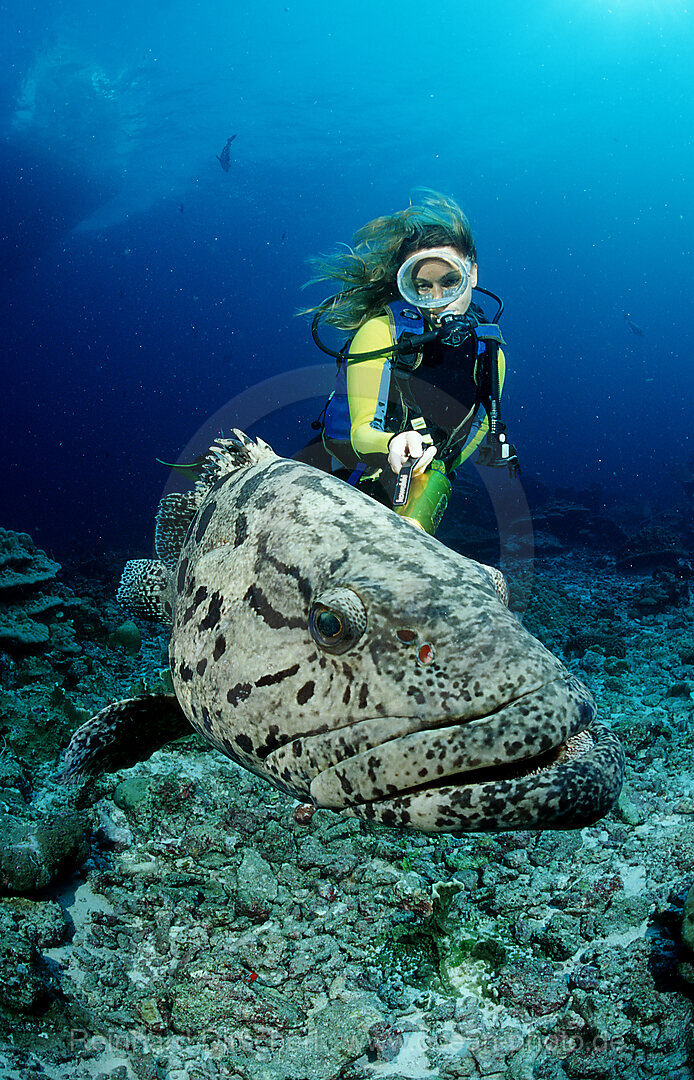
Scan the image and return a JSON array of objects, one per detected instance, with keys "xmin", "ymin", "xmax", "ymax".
[
  {"xmin": 347, "ymin": 462, "xmax": 368, "ymax": 486},
  {"xmin": 322, "ymin": 302, "xmax": 424, "ymax": 444},
  {"xmin": 474, "ymin": 323, "xmax": 506, "ymax": 346},
  {"xmin": 387, "ymin": 300, "xmax": 425, "ymax": 342}
]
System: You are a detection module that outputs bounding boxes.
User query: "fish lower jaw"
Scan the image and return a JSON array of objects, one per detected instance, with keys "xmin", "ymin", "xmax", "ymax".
[
  {"xmin": 312, "ymin": 726, "xmax": 597, "ymax": 809},
  {"xmin": 302, "ymin": 686, "xmax": 598, "ymax": 814},
  {"xmin": 398, "ymin": 727, "xmax": 597, "ymax": 792},
  {"xmin": 336, "ymin": 723, "xmax": 624, "ymax": 834}
]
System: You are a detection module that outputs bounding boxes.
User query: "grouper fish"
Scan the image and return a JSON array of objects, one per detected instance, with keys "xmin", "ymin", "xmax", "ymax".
[{"xmin": 61, "ymin": 432, "xmax": 624, "ymax": 833}]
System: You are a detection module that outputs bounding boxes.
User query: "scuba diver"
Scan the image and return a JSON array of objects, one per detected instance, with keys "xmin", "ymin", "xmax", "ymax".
[{"xmin": 304, "ymin": 190, "xmax": 519, "ymax": 535}]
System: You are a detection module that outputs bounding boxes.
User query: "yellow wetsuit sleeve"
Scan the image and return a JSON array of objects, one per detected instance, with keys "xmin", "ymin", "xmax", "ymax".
[
  {"xmin": 345, "ymin": 320, "xmax": 507, "ymax": 467},
  {"xmin": 453, "ymin": 347, "xmax": 507, "ymax": 465},
  {"xmin": 345, "ymin": 316, "xmax": 395, "ymax": 458}
]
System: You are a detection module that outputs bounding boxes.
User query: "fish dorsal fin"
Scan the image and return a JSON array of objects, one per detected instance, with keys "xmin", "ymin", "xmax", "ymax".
[
  {"xmin": 154, "ymin": 429, "xmax": 276, "ymax": 570},
  {"xmin": 155, "ymin": 490, "xmax": 204, "ymax": 571},
  {"xmin": 154, "ymin": 432, "xmax": 277, "ymax": 570},
  {"xmin": 195, "ymin": 430, "xmax": 277, "ymax": 490}
]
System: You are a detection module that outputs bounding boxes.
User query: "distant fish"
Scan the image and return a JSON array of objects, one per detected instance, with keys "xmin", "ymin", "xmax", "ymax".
[
  {"xmin": 180, "ymin": 203, "xmax": 184, "ymax": 214},
  {"xmin": 624, "ymin": 312, "xmax": 645, "ymax": 337},
  {"xmin": 216, "ymin": 134, "xmax": 237, "ymax": 173}
]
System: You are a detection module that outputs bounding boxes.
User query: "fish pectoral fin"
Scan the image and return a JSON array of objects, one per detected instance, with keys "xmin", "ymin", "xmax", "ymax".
[
  {"xmin": 117, "ymin": 559, "xmax": 174, "ymax": 624},
  {"xmin": 58, "ymin": 693, "xmax": 192, "ymax": 782},
  {"xmin": 477, "ymin": 562, "xmax": 509, "ymax": 606},
  {"xmin": 155, "ymin": 489, "xmax": 205, "ymax": 571}
]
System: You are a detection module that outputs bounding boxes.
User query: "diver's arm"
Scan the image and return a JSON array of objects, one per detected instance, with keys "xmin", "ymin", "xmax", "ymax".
[
  {"xmin": 497, "ymin": 346, "xmax": 507, "ymax": 394},
  {"xmin": 345, "ymin": 317, "xmax": 396, "ymax": 459}
]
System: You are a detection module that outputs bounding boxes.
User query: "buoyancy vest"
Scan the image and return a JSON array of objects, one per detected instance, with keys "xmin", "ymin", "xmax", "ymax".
[
  {"xmin": 322, "ymin": 301, "xmax": 503, "ymax": 475},
  {"xmin": 322, "ymin": 301, "xmax": 424, "ymax": 443}
]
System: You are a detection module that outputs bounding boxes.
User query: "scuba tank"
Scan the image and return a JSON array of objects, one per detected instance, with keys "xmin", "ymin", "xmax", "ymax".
[{"xmin": 393, "ymin": 458, "xmax": 451, "ymax": 534}]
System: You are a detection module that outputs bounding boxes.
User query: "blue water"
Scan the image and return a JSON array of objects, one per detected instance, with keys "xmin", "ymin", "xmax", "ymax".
[{"xmin": 2, "ymin": 0, "xmax": 692, "ymax": 557}]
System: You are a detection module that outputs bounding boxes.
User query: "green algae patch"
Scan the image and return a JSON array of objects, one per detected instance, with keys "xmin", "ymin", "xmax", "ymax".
[
  {"xmin": 375, "ymin": 926, "xmax": 441, "ymax": 988},
  {"xmin": 370, "ymin": 876, "xmax": 509, "ymax": 999}
]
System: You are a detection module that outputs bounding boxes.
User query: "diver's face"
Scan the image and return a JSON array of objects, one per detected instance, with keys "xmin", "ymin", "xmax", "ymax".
[{"xmin": 413, "ymin": 245, "xmax": 478, "ymax": 323}]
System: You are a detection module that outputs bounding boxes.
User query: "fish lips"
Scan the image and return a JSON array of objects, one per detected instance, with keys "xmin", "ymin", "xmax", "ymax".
[
  {"xmin": 294, "ymin": 674, "xmax": 623, "ymax": 832},
  {"xmin": 349, "ymin": 722, "xmax": 625, "ymax": 833},
  {"xmin": 307, "ymin": 672, "xmax": 593, "ymax": 801}
]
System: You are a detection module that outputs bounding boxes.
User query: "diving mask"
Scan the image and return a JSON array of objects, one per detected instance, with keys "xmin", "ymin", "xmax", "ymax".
[{"xmin": 396, "ymin": 248, "xmax": 472, "ymax": 310}]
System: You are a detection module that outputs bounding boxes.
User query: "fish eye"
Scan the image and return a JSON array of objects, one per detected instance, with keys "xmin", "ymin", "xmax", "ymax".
[
  {"xmin": 309, "ymin": 587, "xmax": 367, "ymax": 654},
  {"xmin": 314, "ymin": 608, "xmax": 343, "ymax": 641}
]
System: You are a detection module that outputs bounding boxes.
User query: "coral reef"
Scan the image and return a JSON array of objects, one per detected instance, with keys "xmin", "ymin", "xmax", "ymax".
[
  {"xmin": 616, "ymin": 523, "xmax": 689, "ymax": 573},
  {"xmin": 0, "ymin": 529, "xmax": 62, "ymax": 650},
  {"xmin": 633, "ymin": 569, "xmax": 691, "ymax": 614},
  {"xmin": 530, "ymin": 501, "xmax": 628, "ymax": 553},
  {"xmin": 0, "ymin": 533, "xmax": 693, "ymax": 1079},
  {"xmin": 0, "ymin": 528, "xmax": 105, "ymax": 685}
]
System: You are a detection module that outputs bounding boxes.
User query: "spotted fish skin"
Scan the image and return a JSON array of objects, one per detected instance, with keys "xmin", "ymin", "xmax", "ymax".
[
  {"xmin": 157, "ymin": 433, "xmax": 621, "ymax": 832},
  {"xmin": 64, "ymin": 432, "xmax": 624, "ymax": 833}
]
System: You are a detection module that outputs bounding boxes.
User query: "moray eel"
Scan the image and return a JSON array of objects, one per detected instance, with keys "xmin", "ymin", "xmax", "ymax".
[{"xmin": 61, "ymin": 432, "xmax": 624, "ymax": 833}]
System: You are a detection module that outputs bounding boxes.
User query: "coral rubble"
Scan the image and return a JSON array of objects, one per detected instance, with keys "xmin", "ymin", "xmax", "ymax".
[{"xmin": 0, "ymin": 530, "xmax": 693, "ymax": 1079}]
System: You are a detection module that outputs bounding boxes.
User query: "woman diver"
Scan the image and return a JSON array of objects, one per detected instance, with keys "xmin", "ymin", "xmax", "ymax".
[{"xmin": 305, "ymin": 190, "xmax": 517, "ymax": 534}]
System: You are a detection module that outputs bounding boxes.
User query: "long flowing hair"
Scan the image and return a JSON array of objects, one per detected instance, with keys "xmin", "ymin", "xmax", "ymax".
[{"xmin": 301, "ymin": 190, "xmax": 477, "ymax": 331}]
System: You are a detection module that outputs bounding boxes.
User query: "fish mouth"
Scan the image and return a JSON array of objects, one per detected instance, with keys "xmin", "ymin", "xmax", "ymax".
[
  {"xmin": 347, "ymin": 722, "xmax": 625, "ymax": 833},
  {"xmin": 305, "ymin": 674, "xmax": 597, "ymax": 805},
  {"xmin": 393, "ymin": 727, "xmax": 596, "ymax": 789},
  {"xmin": 263, "ymin": 675, "xmax": 625, "ymax": 833},
  {"xmin": 266, "ymin": 674, "xmax": 624, "ymax": 833}
]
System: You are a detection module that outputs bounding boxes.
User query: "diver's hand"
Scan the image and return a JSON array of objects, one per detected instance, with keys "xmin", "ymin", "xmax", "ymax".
[{"xmin": 387, "ymin": 431, "xmax": 437, "ymax": 474}]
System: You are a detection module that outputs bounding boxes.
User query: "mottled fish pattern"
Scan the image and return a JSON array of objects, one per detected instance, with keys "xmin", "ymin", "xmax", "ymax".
[{"xmin": 62, "ymin": 432, "xmax": 624, "ymax": 833}]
